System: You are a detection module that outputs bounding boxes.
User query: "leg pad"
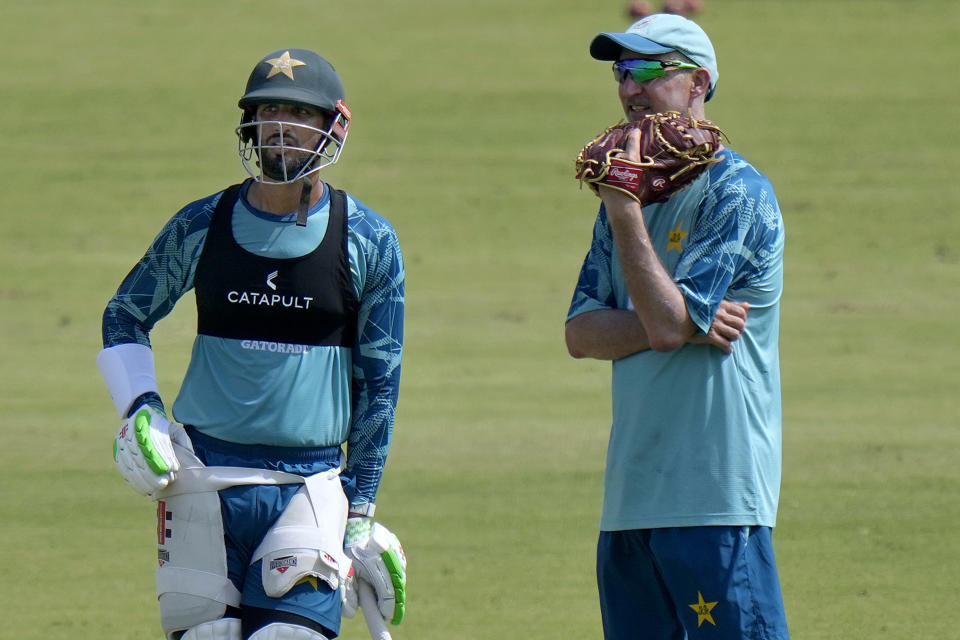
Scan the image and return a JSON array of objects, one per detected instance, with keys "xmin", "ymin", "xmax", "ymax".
[{"xmin": 248, "ymin": 622, "xmax": 329, "ymax": 640}]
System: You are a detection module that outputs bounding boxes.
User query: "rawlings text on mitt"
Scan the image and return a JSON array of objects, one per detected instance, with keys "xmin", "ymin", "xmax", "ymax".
[{"xmin": 575, "ymin": 111, "xmax": 725, "ymax": 205}]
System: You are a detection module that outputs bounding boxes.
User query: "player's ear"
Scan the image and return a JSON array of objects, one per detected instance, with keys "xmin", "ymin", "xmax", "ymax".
[{"xmin": 689, "ymin": 68, "xmax": 711, "ymax": 99}]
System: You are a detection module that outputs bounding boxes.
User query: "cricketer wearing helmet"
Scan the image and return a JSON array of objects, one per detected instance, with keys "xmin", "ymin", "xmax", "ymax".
[{"xmin": 97, "ymin": 49, "xmax": 406, "ymax": 640}]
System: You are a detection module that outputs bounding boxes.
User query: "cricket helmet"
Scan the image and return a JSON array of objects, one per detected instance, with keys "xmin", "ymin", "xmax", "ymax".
[{"xmin": 236, "ymin": 48, "xmax": 352, "ymax": 183}]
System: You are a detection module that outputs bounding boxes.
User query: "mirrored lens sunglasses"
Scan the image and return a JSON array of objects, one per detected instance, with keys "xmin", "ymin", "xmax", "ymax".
[{"xmin": 612, "ymin": 59, "xmax": 700, "ymax": 84}]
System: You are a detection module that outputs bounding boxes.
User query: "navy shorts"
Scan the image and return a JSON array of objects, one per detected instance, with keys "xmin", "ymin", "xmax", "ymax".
[
  {"xmin": 186, "ymin": 427, "xmax": 346, "ymax": 637},
  {"xmin": 597, "ymin": 526, "xmax": 789, "ymax": 639}
]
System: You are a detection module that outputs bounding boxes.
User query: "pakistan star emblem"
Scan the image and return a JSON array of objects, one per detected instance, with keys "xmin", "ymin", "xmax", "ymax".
[
  {"xmin": 666, "ymin": 221, "xmax": 687, "ymax": 252},
  {"xmin": 265, "ymin": 51, "xmax": 306, "ymax": 80},
  {"xmin": 689, "ymin": 591, "xmax": 718, "ymax": 627},
  {"xmin": 296, "ymin": 575, "xmax": 319, "ymax": 590}
]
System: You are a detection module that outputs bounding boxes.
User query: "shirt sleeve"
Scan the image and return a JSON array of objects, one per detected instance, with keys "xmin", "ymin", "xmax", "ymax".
[
  {"xmin": 345, "ymin": 206, "xmax": 405, "ymax": 508},
  {"xmin": 567, "ymin": 205, "xmax": 619, "ymax": 321},
  {"xmin": 101, "ymin": 195, "xmax": 217, "ymax": 348},
  {"xmin": 674, "ymin": 169, "xmax": 783, "ymax": 332}
]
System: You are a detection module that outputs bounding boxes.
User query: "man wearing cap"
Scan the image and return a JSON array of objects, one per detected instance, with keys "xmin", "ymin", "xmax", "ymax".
[
  {"xmin": 565, "ymin": 14, "xmax": 789, "ymax": 639},
  {"xmin": 97, "ymin": 49, "xmax": 406, "ymax": 640}
]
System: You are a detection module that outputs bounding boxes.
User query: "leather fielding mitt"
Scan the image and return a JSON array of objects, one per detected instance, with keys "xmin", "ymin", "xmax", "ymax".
[{"xmin": 575, "ymin": 111, "xmax": 725, "ymax": 205}]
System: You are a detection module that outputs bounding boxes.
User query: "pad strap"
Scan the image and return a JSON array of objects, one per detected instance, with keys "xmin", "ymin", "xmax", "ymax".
[{"xmin": 155, "ymin": 467, "xmax": 308, "ymax": 498}]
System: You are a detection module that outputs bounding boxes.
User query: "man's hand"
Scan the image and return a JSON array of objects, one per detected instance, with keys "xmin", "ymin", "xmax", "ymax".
[
  {"xmin": 344, "ymin": 518, "xmax": 407, "ymax": 625},
  {"xmin": 577, "ymin": 112, "xmax": 724, "ymax": 206},
  {"xmin": 596, "ymin": 126, "xmax": 644, "ymax": 207},
  {"xmin": 113, "ymin": 403, "xmax": 188, "ymax": 496},
  {"xmin": 688, "ymin": 300, "xmax": 749, "ymax": 354}
]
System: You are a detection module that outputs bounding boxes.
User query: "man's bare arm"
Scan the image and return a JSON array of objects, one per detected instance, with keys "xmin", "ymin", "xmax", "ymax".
[
  {"xmin": 566, "ymin": 300, "xmax": 749, "ymax": 361},
  {"xmin": 565, "ymin": 308, "xmax": 651, "ymax": 360}
]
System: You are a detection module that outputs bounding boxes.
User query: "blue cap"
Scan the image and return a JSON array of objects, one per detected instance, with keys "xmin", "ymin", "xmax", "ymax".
[{"xmin": 590, "ymin": 13, "xmax": 719, "ymax": 100}]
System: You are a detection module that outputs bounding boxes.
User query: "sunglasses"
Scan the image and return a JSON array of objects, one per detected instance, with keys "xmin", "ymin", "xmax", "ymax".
[{"xmin": 612, "ymin": 59, "xmax": 700, "ymax": 84}]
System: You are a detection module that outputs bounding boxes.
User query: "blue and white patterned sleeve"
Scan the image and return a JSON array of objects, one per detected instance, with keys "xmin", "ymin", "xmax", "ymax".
[
  {"xmin": 567, "ymin": 205, "xmax": 619, "ymax": 321},
  {"xmin": 346, "ymin": 206, "xmax": 405, "ymax": 507},
  {"xmin": 674, "ymin": 160, "xmax": 783, "ymax": 332},
  {"xmin": 101, "ymin": 195, "xmax": 218, "ymax": 348}
]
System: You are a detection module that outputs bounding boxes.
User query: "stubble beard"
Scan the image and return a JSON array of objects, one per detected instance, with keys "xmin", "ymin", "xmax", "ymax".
[{"xmin": 259, "ymin": 148, "xmax": 315, "ymax": 182}]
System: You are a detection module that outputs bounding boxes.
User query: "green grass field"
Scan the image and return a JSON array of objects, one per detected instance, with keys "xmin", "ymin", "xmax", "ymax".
[{"xmin": 2, "ymin": 1, "xmax": 958, "ymax": 638}]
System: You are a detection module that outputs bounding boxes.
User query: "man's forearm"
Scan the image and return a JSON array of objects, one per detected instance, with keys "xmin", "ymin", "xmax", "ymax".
[
  {"xmin": 602, "ymin": 193, "xmax": 697, "ymax": 351},
  {"xmin": 565, "ymin": 309, "xmax": 651, "ymax": 361}
]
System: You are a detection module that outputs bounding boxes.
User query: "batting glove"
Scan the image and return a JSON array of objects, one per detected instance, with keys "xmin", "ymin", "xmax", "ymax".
[
  {"xmin": 113, "ymin": 403, "xmax": 190, "ymax": 497},
  {"xmin": 344, "ymin": 518, "xmax": 407, "ymax": 625}
]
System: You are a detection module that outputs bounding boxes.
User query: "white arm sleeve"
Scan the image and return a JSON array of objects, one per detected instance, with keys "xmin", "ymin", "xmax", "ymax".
[{"xmin": 96, "ymin": 343, "xmax": 161, "ymax": 417}]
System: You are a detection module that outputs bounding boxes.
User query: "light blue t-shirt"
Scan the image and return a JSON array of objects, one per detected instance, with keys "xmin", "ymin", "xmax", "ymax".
[{"xmin": 567, "ymin": 150, "xmax": 785, "ymax": 530}]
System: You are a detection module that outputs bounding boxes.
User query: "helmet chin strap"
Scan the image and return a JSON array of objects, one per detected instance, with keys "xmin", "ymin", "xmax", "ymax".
[{"xmin": 296, "ymin": 177, "xmax": 313, "ymax": 227}]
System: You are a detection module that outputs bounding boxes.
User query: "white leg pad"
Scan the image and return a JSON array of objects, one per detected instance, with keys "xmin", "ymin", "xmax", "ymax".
[
  {"xmin": 179, "ymin": 617, "xmax": 241, "ymax": 640},
  {"xmin": 248, "ymin": 622, "xmax": 329, "ymax": 640},
  {"xmin": 251, "ymin": 469, "xmax": 348, "ymax": 597},
  {"xmin": 156, "ymin": 483, "xmax": 241, "ymax": 637}
]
